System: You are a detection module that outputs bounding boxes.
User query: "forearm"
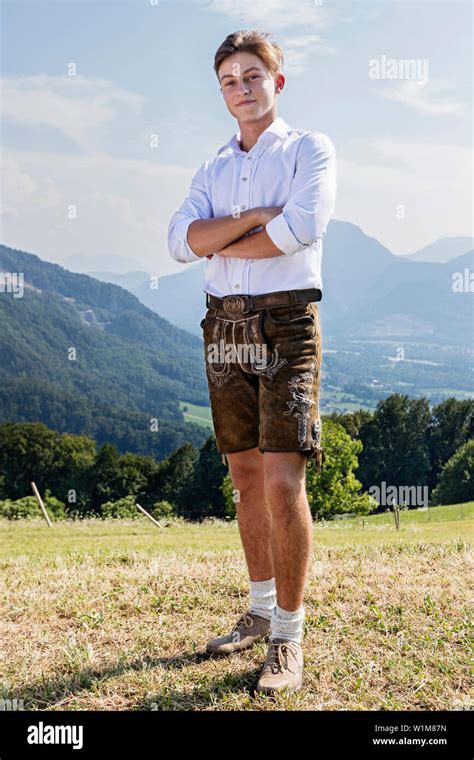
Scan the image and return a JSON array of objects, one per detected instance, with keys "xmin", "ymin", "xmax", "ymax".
[
  {"xmin": 216, "ymin": 228, "xmax": 285, "ymax": 260},
  {"xmin": 186, "ymin": 208, "xmax": 261, "ymax": 257}
]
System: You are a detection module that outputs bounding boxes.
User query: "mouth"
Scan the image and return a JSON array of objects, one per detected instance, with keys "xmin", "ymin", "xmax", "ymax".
[{"xmin": 236, "ymin": 100, "xmax": 256, "ymax": 107}]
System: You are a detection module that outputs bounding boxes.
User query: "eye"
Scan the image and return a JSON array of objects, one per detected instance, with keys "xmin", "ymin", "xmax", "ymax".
[{"xmin": 225, "ymin": 81, "xmax": 235, "ymax": 87}]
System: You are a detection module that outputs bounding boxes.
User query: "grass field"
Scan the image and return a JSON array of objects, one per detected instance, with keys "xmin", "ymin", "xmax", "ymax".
[
  {"xmin": 1, "ymin": 504, "xmax": 472, "ymax": 711},
  {"xmin": 179, "ymin": 400, "xmax": 213, "ymax": 430}
]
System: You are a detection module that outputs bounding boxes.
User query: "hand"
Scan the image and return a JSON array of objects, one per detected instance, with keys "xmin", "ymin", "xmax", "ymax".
[{"xmin": 255, "ymin": 206, "xmax": 284, "ymax": 226}]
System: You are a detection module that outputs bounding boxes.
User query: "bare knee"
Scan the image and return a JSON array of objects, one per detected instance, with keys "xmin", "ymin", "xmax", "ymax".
[
  {"xmin": 265, "ymin": 468, "xmax": 306, "ymax": 518},
  {"xmin": 265, "ymin": 454, "xmax": 305, "ymax": 492},
  {"xmin": 265, "ymin": 473, "xmax": 300, "ymax": 501},
  {"xmin": 227, "ymin": 447, "xmax": 264, "ymax": 496}
]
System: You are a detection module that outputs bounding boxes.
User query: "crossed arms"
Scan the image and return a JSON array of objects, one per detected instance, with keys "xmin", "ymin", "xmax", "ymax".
[
  {"xmin": 187, "ymin": 207, "xmax": 285, "ymax": 260},
  {"xmin": 168, "ymin": 132, "xmax": 336, "ymax": 263}
]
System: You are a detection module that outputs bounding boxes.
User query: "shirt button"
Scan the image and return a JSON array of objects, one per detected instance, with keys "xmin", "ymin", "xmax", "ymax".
[
  {"xmin": 247, "ymin": 156, "xmax": 252, "ymax": 160},
  {"xmin": 241, "ymin": 205, "xmax": 247, "ymax": 210},
  {"xmin": 242, "ymin": 177, "xmax": 248, "ymax": 181},
  {"xmin": 235, "ymin": 284, "xmax": 240, "ymax": 288}
]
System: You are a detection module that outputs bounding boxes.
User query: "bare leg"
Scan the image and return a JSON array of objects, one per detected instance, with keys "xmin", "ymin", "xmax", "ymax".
[
  {"xmin": 226, "ymin": 447, "xmax": 274, "ymax": 581},
  {"xmin": 263, "ymin": 452, "xmax": 312, "ymax": 610}
]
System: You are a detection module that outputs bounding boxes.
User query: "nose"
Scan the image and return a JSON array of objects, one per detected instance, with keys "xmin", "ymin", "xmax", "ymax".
[{"xmin": 235, "ymin": 80, "xmax": 250, "ymax": 98}]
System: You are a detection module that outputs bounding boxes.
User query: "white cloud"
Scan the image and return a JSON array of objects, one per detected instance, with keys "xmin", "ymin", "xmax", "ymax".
[
  {"xmin": 0, "ymin": 156, "xmax": 38, "ymax": 208},
  {"xmin": 336, "ymin": 137, "xmax": 473, "ymax": 254},
  {"xmin": 3, "ymin": 135, "xmax": 470, "ymax": 274},
  {"xmin": 0, "ymin": 74, "xmax": 189, "ymax": 274},
  {"xmin": 207, "ymin": 0, "xmax": 340, "ymax": 73},
  {"xmin": 1, "ymin": 69, "xmax": 470, "ymax": 276},
  {"xmin": 375, "ymin": 79, "xmax": 466, "ymax": 116},
  {"xmin": 0, "ymin": 147, "xmax": 195, "ymax": 275},
  {"xmin": 279, "ymin": 34, "xmax": 335, "ymax": 74},
  {"xmin": 208, "ymin": 0, "xmax": 331, "ymax": 30},
  {"xmin": 1, "ymin": 74, "xmax": 145, "ymax": 151}
]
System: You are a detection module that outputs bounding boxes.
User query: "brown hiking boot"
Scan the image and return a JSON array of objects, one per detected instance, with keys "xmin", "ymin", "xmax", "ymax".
[
  {"xmin": 256, "ymin": 637, "xmax": 304, "ymax": 695},
  {"xmin": 205, "ymin": 611, "xmax": 271, "ymax": 654}
]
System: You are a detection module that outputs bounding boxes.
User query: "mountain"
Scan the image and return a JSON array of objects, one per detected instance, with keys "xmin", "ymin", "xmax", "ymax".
[
  {"xmin": 93, "ymin": 221, "xmax": 472, "ymax": 348},
  {"xmin": 403, "ymin": 236, "xmax": 474, "ymax": 263},
  {"xmin": 87, "ymin": 270, "xmax": 152, "ymax": 290},
  {"xmin": 321, "ymin": 224, "xmax": 473, "ymax": 345},
  {"xmin": 62, "ymin": 252, "xmax": 142, "ymax": 274},
  {"xmin": 3, "ymin": 222, "xmax": 471, "ymax": 430},
  {"xmin": 88, "ymin": 266, "xmax": 207, "ymax": 336},
  {"xmin": 320, "ymin": 221, "xmax": 395, "ymax": 323},
  {"xmin": 0, "ymin": 244, "xmax": 210, "ymax": 460},
  {"xmin": 338, "ymin": 251, "xmax": 474, "ymax": 347},
  {"xmin": 336, "ymin": 250, "xmax": 474, "ymax": 342}
]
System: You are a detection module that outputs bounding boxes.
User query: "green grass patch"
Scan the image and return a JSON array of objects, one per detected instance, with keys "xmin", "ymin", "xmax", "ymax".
[
  {"xmin": 179, "ymin": 401, "xmax": 213, "ymax": 430},
  {"xmin": 0, "ymin": 503, "xmax": 472, "ymax": 560}
]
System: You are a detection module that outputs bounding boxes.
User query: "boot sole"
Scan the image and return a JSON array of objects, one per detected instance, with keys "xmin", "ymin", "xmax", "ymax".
[
  {"xmin": 256, "ymin": 679, "xmax": 303, "ymax": 696},
  {"xmin": 256, "ymin": 672, "xmax": 304, "ymax": 695},
  {"xmin": 206, "ymin": 633, "xmax": 270, "ymax": 655}
]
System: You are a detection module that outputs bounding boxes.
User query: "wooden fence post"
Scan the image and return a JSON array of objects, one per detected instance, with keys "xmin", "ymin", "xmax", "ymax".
[
  {"xmin": 391, "ymin": 500, "xmax": 400, "ymax": 531},
  {"xmin": 136, "ymin": 503, "xmax": 164, "ymax": 529},
  {"xmin": 30, "ymin": 482, "xmax": 52, "ymax": 528}
]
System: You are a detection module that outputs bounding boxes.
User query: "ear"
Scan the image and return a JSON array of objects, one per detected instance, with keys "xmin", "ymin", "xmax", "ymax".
[{"xmin": 275, "ymin": 73, "xmax": 285, "ymax": 92}]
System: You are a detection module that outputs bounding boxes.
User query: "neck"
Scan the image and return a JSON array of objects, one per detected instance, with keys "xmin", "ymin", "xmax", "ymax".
[{"xmin": 238, "ymin": 110, "xmax": 278, "ymax": 152}]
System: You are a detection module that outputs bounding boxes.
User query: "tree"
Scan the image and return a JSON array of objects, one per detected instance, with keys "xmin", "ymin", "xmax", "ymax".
[
  {"xmin": 428, "ymin": 399, "xmax": 474, "ymax": 490},
  {"xmin": 222, "ymin": 473, "xmax": 239, "ymax": 519},
  {"xmin": 431, "ymin": 440, "xmax": 474, "ymax": 506},
  {"xmin": 0, "ymin": 490, "xmax": 66, "ymax": 520},
  {"xmin": 89, "ymin": 442, "xmax": 122, "ymax": 513},
  {"xmin": 327, "ymin": 409, "xmax": 373, "ymax": 440},
  {"xmin": 356, "ymin": 394, "xmax": 431, "ymax": 492},
  {"xmin": 306, "ymin": 419, "xmax": 376, "ymax": 519},
  {"xmin": 0, "ymin": 422, "xmax": 95, "ymax": 504},
  {"xmin": 151, "ymin": 500, "xmax": 174, "ymax": 519},
  {"xmin": 116, "ymin": 453, "xmax": 159, "ymax": 509},
  {"xmin": 100, "ymin": 495, "xmax": 139, "ymax": 519},
  {"xmin": 148, "ymin": 443, "xmax": 198, "ymax": 512},
  {"xmin": 180, "ymin": 436, "xmax": 227, "ymax": 519}
]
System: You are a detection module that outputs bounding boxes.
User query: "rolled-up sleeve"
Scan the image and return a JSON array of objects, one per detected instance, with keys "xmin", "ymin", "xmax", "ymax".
[
  {"xmin": 265, "ymin": 132, "xmax": 336, "ymax": 257},
  {"xmin": 168, "ymin": 161, "xmax": 213, "ymax": 263}
]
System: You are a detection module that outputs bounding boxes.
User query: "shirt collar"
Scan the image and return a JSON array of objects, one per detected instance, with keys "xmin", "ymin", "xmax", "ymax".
[{"xmin": 217, "ymin": 116, "xmax": 290, "ymax": 157}]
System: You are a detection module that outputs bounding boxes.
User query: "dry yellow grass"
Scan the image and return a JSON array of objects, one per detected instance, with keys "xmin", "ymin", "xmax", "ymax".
[{"xmin": 1, "ymin": 513, "xmax": 472, "ymax": 711}]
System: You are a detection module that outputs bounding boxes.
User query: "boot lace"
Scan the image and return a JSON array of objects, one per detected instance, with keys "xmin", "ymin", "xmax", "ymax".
[
  {"xmin": 266, "ymin": 640, "xmax": 299, "ymax": 675},
  {"xmin": 231, "ymin": 612, "xmax": 254, "ymax": 634}
]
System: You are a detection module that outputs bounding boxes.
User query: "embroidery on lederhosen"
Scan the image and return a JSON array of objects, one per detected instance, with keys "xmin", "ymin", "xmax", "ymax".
[
  {"xmin": 283, "ymin": 362, "xmax": 326, "ymax": 473},
  {"xmin": 307, "ymin": 308, "xmax": 325, "ymax": 472},
  {"xmin": 242, "ymin": 314, "xmax": 288, "ymax": 379},
  {"xmin": 206, "ymin": 318, "xmax": 237, "ymax": 388},
  {"xmin": 309, "ymin": 416, "xmax": 326, "ymax": 474},
  {"xmin": 283, "ymin": 362, "xmax": 317, "ymax": 445}
]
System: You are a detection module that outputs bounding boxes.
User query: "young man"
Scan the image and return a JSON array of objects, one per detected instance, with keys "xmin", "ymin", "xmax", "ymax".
[{"xmin": 168, "ymin": 30, "xmax": 336, "ymax": 695}]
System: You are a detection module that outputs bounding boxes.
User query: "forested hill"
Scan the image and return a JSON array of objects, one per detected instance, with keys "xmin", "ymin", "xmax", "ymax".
[{"xmin": 0, "ymin": 244, "xmax": 210, "ymax": 460}]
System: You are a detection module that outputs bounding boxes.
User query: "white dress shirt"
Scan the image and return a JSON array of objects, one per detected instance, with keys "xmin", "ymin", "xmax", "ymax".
[{"xmin": 167, "ymin": 116, "xmax": 336, "ymax": 298}]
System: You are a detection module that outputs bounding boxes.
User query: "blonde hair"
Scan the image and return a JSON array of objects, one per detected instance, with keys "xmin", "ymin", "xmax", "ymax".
[{"xmin": 214, "ymin": 30, "xmax": 284, "ymax": 81}]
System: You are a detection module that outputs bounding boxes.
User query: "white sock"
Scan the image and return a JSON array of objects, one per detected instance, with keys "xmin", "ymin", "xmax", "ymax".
[
  {"xmin": 270, "ymin": 603, "xmax": 305, "ymax": 644},
  {"xmin": 249, "ymin": 577, "xmax": 277, "ymax": 621}
]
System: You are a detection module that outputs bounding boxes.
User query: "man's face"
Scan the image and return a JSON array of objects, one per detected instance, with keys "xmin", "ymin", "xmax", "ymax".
[{"xmin": 218, "ymin": 51, "xmax": 284, "ymax": 124}]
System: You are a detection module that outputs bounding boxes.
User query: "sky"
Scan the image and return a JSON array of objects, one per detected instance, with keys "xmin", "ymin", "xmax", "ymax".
[{"xmin": 1, "ymin": 0, "xmax": 472, "ymax": 278}]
